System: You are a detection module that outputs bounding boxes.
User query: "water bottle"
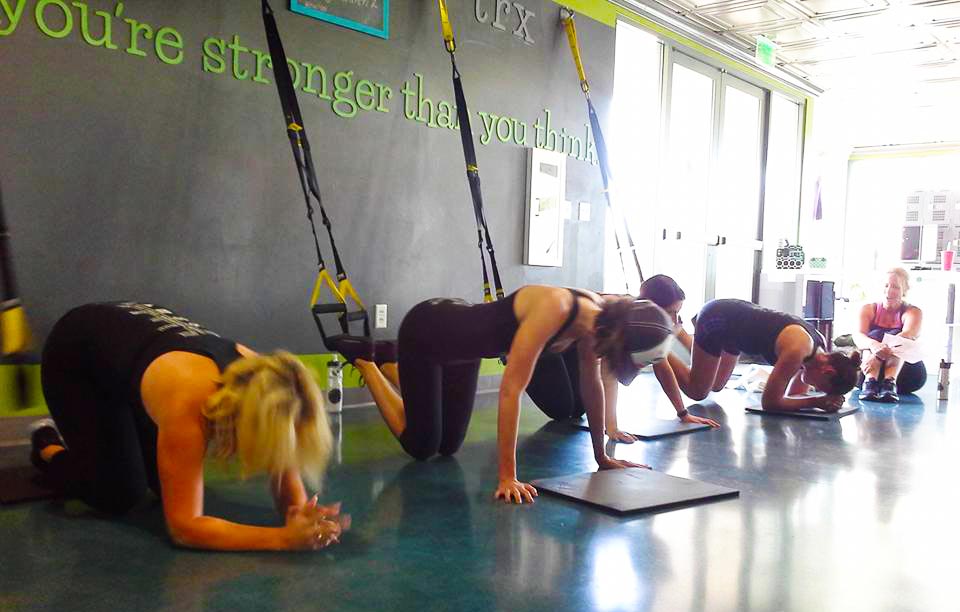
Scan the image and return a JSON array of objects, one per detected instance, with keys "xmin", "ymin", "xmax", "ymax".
[
  {"xmin": 326, "ymin": 359, "xmax": 343, "ymax": 413},
  {"xmin": 938, "ymin": 359, "xmax": 950, "ymax": 401}
]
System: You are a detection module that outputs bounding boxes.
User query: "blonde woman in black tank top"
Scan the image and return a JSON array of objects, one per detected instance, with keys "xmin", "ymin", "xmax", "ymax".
[{"xmin": 32, "ymin": 302, "xmax": 347, "ymax": 551}]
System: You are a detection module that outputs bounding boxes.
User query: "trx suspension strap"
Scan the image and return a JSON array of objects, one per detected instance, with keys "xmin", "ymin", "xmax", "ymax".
[
  {"xmin": 261, "ymin": 0, "xmax": 370, "ymax": 347},
  {"xmin": 438, "ymin": 0, "xmax": 504, "ymax": 303},
  {"xmin": 561, "ymin": 9, "xmax": 645, "ymax": 291},
  {"xmin": 0, "ymin": 179, "xmax": 33, "ymax": 409}
]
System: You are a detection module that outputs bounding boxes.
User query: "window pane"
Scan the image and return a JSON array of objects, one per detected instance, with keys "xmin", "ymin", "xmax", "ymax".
[
  {"xmin": 607, "ymin": 21, "xmax": 662, "ymax": 292},
  {"xmin": 763, "ymin": 95, "xmax": 802, "ymax": 271}
]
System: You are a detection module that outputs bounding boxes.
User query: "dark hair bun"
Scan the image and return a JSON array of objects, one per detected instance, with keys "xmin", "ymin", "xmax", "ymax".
[
  {"xmin": 849, "ymin": 350, "xmax": 861, "ymax": 367},
  {"xmin": 637, "ymin": 275, "xmax": 685, "ymax": 309}
]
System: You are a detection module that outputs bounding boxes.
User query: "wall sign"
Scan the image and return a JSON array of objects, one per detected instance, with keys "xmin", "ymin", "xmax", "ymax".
[
  {"xmin": 475, "ymin": 0, "xmax": 535, "ymax": 45},
  {"xmin": 290, "ymin": 0, "xmax": 389, "ymax": 40}
]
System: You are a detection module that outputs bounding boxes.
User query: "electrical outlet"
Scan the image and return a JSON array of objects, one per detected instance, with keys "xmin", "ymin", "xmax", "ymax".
[{"xmin": 375, "ymin": 304, "xmax": 387, "ymax": 329}]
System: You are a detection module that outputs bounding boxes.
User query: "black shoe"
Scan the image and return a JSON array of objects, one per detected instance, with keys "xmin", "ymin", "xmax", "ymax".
[
  {"xmin": 860, "ymin": 378, "xmax": 880, "ymax": 402},
  {"xmin": 878, "ymin": 378, "xmax": 899, "ymax": 403},
  {"xmin": 29, "ymin": 419, "xmax": 65, "ymax": 470},
  {"xmin": 330, "ymin": 336, "xmax": 375, "ymax": 366},
  {"xmin": 374, "ymin": 339, "xmax": 398, "ymax": 366}
]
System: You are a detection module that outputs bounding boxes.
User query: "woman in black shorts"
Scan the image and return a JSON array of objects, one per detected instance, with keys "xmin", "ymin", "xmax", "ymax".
[
  {"xmin": 344, "ymin": 285, "xmax": 675, "ymax": 504},
  {"xmin": 667, "ymin": 299, "xmax": 861, "ymax": 412},
  {"xmin": 31, "ymin": 301, "xmax": 347, "ymax": 551}
]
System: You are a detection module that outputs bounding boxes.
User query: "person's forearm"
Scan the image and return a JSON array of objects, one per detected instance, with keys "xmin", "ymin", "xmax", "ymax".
[
  {"xmin": 601, "ymin": 363, "xmax": 619, "ymax": 432},
  {"xmin": 271, "ymin": 471, "xmax": 309, "ymax": 515},
  {"xmin": 496, "ymin": 388, "xmax": 522, "ymax": 481},
  {"xmin": 653, "ymin": 361, "xmax": 686, "ymax": 414},
  {"xmin": 581, "ymin": 384, "xmax": 607, "ymax": 461},
  {"xmin": 786, "ymin": 373, "xmax": 811, "ymax": 396},
  {"xmin": 762, "ymin": 394, "xmax": 820, "ymax": 412},
  {"xmin": 169, "ymin": 516, "xmax": 289, "ymax": 551},
  {"xmin": 852, "ymin": 332, "xmax": 881, "ymax": 351}
]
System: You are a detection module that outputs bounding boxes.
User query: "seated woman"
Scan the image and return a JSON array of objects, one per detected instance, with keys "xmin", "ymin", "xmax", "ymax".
[
  {"xmin": 604, "ymin": 275, "xmax": 720, "ymax": 442},
  {"xmin": 853, "ymin": 267, "xmax": 925, "ymax": 402},
  {"xmin": 342, "ymin": 285, "xmax": 675, "ymax": 504},
  {"xmin": 664, "ymin": 299, "xmax": 860, "ymax": 411},
  {"xmin": 30, "ymin": 301, "xmax": 347, "ymax": 551}
]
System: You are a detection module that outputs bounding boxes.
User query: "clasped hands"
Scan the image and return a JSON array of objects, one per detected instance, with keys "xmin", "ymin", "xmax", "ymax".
[{"xmin": 286, "ymin": 497, "xmax": 351, "ymax": 551}]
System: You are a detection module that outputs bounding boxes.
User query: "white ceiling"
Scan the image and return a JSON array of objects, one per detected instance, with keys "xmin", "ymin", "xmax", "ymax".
[{"xmin": 647, "ymin": 0, "xmax": 960, "ymax": 106}]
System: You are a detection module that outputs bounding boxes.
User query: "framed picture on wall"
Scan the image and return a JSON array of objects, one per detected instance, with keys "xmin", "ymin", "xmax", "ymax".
[
  {"xmin": 524, "ymin": 148, "xmax": 567, "ymax": 267},
  {"xmin": 290, "ymin": 0, "xmax": 389, "ymax": 40}
]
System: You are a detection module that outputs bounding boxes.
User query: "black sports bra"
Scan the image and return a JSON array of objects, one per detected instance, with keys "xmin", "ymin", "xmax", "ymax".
[{"xmin": 545, "ymin": 288, "xmax": 597, "ymax": 349}]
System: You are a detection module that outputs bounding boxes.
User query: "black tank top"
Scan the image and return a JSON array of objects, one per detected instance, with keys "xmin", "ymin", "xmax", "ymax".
[
  {"xmin": 62, "ymin": 302, "xmax": 240, "ymax": 405},
  {"xmin": 709, "ymin": 299, "xmax": 825, "ymax": 364},
  {"xmin": 51, "ymin": 302, "xmax": 243, "ymax": 488},
  {"xmin": 399, "ymin": 287, "xmax": 589, "ymax": 362}
]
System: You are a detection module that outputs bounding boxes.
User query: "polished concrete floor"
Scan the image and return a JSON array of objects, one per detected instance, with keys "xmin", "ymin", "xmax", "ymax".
[{"xmin": 2, "ymin": 371, "xmax": 960, "ymax": 612}]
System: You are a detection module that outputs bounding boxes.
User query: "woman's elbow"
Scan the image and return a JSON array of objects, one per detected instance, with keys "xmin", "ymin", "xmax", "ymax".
[
  {"xmin": 166, "ymin": 518, "xmax": 204, "ymax": 549},
  {"xmin": 167, "ymin": 525, "xmax": 193, "ymax": 548},
  {"xmin": 167, "ymin": 523, "xmax": 195, "ymax": 548}
]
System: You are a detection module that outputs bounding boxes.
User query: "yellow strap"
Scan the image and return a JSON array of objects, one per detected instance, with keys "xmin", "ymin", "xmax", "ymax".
[
  {"xmin": 561, "ymin": 12, "xmax": 589, "ymax": 94},
  {"xmin": 0, "ymin": 305, "xmax": 31, "ymax": 355},
  {"xmin": 310, "ymin": 267, "xmax": 345, "ymax": 307},
  {"xmin": 437, "ymin": 0, "xmax": 456, "ymax": 53},
  {"xmin": 337, "ymin": 277, "xmax": 367, "ymax": 311}
]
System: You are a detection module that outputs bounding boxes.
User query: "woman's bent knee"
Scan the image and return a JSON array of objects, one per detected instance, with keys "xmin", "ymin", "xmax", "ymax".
[{"xmin": 400, "ymin": 438, "xmax": 439, "ymax": 461}]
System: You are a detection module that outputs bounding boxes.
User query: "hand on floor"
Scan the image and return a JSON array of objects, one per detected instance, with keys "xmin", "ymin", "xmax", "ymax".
[
  {"xmin": 597, "ymin": 456, "xmax": 650, "ymax": 470},
  {"xmin": 606, "ymin": 429, "xmax": 637, "ymax": 444},
  {"xmin": 494, "ymin": 479, "xmax": 538, "ymax": 504},
  {"xmin": 682, "ymin": 413, "xmax": 720, "ymax": 428}
]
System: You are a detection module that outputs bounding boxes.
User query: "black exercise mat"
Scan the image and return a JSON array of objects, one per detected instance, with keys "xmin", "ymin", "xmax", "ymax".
[
  {"xmin": 572, "ymin": 417, "xmax": 711, "ymax": 439},
  {"xmin": 744, "ymin": 405, "xmax": 859, "ymax": 420},
  {"xmin": 572, "ymin": 402, "xmax": 720, "ymax": 440},
  {"xmin": 532, "ymin": 468, "xmax": 739, "ymax": 515},
  {"xmin": 0, "ymin": 446, "xmax": 54, "ymax": 504}
]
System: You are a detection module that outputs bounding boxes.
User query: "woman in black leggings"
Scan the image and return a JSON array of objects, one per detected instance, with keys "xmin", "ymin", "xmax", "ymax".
[
  {"xmin": 31, "ymin": 302, "xmax": 347, "ymax": 551},
  {"xmin": 668, "ymin": 299, "xmax": 861, "ymax": 412},
  {"xmin": 346, "ymin": 285, "xmax": 675, "ymax": 504}
]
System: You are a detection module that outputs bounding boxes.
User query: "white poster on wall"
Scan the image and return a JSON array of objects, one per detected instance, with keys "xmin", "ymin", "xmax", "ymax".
[{"xmin": 524, "ymin": 148, "xmax": 566, "ymax": 267}]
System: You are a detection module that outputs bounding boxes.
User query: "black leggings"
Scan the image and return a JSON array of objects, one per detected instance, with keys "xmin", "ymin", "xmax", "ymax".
[
  {"xmin": 524, "ymin": 346, "xmax": 584, "ymax": 420},
  {"xmin": 857, "ymin": 360, "xmax": 928, "ymax": 395},
  {"xmin": 41, "ymin": 323, "xmax": 158, "ymax": 514},
  {"xmin": 396, "ymin": 354, "xmax": 481, "ymax": 460}
]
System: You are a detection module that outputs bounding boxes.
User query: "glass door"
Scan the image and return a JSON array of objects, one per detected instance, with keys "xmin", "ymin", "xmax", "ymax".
[
  {"xmin": 655, "ymin": 54, "xmax": 719, "ymax": 320},
  {"xmin": 707, "ymin": 76, "xmax": 765, "ymax": 302}
]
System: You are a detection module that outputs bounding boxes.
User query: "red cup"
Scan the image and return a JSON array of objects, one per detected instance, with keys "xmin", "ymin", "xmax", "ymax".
[{"xmin": 943, "ymin": 250, "xmax": 955, "ymax": 271}]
